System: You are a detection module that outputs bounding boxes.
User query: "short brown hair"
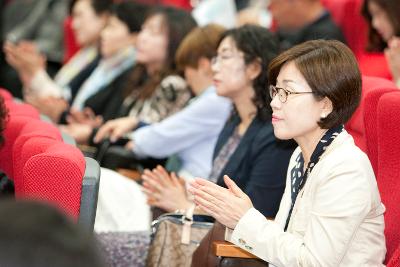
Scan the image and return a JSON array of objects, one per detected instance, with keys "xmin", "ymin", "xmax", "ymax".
[
  {"xmin": 268, "ymin": 39, "xmax": 361, "ymax": 129},
  {"xmin": 175, "ymin": 24, "xmax": 225, "ymax": 71}
]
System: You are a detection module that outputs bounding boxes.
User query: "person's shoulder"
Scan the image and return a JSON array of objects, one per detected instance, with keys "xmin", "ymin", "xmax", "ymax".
[
  {"xmin": 321, "ymin": 132, "xmax": 374, "ymax": 177},
  {"xmin": 305, "ymin": 12, "xmax": 345, "ymax": 42}
]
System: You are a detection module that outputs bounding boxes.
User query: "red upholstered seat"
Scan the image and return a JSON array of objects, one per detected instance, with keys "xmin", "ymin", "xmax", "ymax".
[
  {"xmin": 358, "ymin": 52, "xmax": 393, "ymax": 81},
  {"xmin": 388, "ymin": 245, "xmax": 400, "ymax": 267},
  {"xmin": 345, "ymin": 76, "xmax": 397, "ymax": 155},
  {"xmin": 376, "ymin": 92, "xmax": 400, "ymax": 264},
  {"xmin": 0, "ymin": 117, "xmax": 62, "ymax": 179},
  {"xmin": 321, "ymin": 0, "xmax": 366, "ymax": 56},
  {"xmin": 63, "ymin": 16, "xmax": 80, "ymax": 63},
  {"xmin": 361, "ymin": 78, "xmax": 397, "ymax": 176},
  {"xmin": 0, "ymin": 88, "xmax": 13, "ymax": 101},
  {"xmin": 5, "ymin": 101, "xmax": 40, "ymax": 118},
  {"xmin": 13, "ymin": 135, "xmax": 85, "ymax": 219},
  {"xmin": 0, "ymin": 95, "xmax": 99, "ymax": 229}
]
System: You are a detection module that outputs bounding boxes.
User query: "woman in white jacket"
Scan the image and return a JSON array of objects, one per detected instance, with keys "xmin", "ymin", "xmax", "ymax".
[{"xmin": 189, "ymin": 39, "xmax": 386, "ymax": 266}]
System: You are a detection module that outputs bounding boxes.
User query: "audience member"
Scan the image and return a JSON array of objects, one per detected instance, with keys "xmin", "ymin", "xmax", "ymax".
[
  {"xmin": 94, "ymin": 25, "xmax": 295, "ymax": 235},
  {"xmin": 269, "ymin": 0, "xmax": 345, "ymax": 50},
  {"xmin": 4, "ymin": 0, "xmax": 112, "ymax": 122},
  {"xmin": 0, "ymin": 200, "xmax": 107, "ymax": 267},
  {"xmin": 0, "ymin": 0, "xmax": 69, "ymax": 98},
  {"xmin": 59, "ymin": 1, "xmax": 149, "ymax": 143},
  {"xmin": 190, "ymin": 40, "xmax": 386, "ymax": 266},
  {"xmin": 118, "ymin": 24, "xmax": 231, "ymax": 179},
  {"xmin": 91, "ymin": 6, "xmax": 197, "ymax": 147},
  {"xmin": 94, "ymin": 23, "xmax": 230, "ymax": 232},
  {"xmin": 362, "ymin": 0, "xmax": 400, "ymax": 86},
  {"xmin": 144, "ymin": 25, "xmax": 296, "ymax": 217}
]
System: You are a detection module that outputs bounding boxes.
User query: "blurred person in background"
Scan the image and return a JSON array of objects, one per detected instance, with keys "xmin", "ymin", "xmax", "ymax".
[
  {"xmin": 4, "ymin": 0, "xmax": 112, "ymax": 122},
  {"xmin": 91, "ymin": 6, "xmax": 197, "ymax": 148},
  {"xmin": 362, "ymin": 0, "xmax": 400, "ymax": 87},
  {"xmin": 268, "ymin": 0, "xmax": 345, "ymax": 50},
  {"xmin": 1, "ymin": 0, "xmax": 69, "ymax": 98},
  {"xmin": 57, "ymin": 1, "xmax": 149, "ymax": 143}
]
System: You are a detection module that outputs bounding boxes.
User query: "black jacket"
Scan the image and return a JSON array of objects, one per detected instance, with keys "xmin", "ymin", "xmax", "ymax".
[
  {"xmin": 214, "ymin": 114, "xmax": 296, "ymax": 218},
  {"xmin": 84, "ymin": 66, "xmax": 133, "ymax": 122},
  {"xmin": 277, "ymin": 11, "xmax": 346, "ymax": 51}
]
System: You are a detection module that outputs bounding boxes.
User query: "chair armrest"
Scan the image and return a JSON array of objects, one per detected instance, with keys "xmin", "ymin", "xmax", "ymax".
[
  {"xmin": 213, "ymin": 241, "xmax": 258, "ymax": 259},
  {"xmin": 117, "ymin": 168, "xmax": 141, "ymax": 181},
  {"xmin": 78, "ymin": 157, "xmax": 100, "ymax": 231}
]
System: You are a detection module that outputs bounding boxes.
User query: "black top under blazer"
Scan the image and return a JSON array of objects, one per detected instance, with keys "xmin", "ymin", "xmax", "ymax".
[{"xmin": 214, "ymin": 113, "xmax": 296, "ymax": 218}]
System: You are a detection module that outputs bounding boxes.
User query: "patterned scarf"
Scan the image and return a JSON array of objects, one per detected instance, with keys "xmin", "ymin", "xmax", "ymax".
[
  {"xmin": 56, "ymin": 46, "xmax": 99, "ymax": 92},
  {"xmin": 284, "ymin": 125, "xmax": 344, "ymax": 231}
]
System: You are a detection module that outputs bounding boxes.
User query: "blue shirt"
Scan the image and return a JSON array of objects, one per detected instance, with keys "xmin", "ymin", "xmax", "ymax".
[{"xmin": 130, "ymin": 86, "xmax": 232, "ymax": 178}]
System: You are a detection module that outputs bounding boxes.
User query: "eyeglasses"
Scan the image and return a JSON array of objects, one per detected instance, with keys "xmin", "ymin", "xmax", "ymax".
[
  {"xmin": 211, "ymin": 53, "xmax": 243, "ymax": 66},
  {"xmin": 269, "ymin": 85, "xmax": 314, "ymax": 103}
]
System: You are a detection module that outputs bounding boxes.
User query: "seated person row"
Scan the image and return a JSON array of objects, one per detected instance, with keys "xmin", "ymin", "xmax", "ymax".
[
  {"xmin": 190, "ymin": 40, "xmax": 386, "ymax": 266},
  {"xmin": 94, "ymin": 25, "xmax": 295, "ymax": 232},
  {"xmin": 93, "ymin": 24, "xmax": 231, "ymax": 179},
  {"xmin": 62, "ymin": 5, "xmax": 197, "ymax": 144},
  {"xmin": 5, "ymin": 0, "xmax": 115, "ymax": 122}
]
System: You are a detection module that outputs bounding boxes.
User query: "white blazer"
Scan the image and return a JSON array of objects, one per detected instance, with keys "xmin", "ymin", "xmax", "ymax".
[{"xmin": 227, "ymin": 131, "xmax": 386, "ymax": 266}]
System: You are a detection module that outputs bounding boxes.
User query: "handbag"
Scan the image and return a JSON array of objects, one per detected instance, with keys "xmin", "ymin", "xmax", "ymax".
[{"xmin": 146, "ymin": 205, "xmax": 214, "ymax": 267}]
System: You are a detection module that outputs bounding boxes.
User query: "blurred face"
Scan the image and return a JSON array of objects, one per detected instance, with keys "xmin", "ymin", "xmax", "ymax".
[
  {"xmin": 184, "ymin": 67, "xmax": 200, "ymax": 90},
  {"xmin": 72, "ymin": 0, "xmax": 107, "ymax": 47},
  {"xmin": 270, "ymin": 61, "xmax": 329, "ymax": 142},
  {"xmin": 368, "ymin": 1, "xmax": 395, "ymax": 42},
  {"xmin": 136, "ymin": 14, "xmax": 169, "ymax": 66},
  {"xmin": 184, "ymin": 59, "xmax": 212, "ymax": 95},
  {"xmin": 211, "ymin": 37, "xmax": 252, "ymax": 100},
  {"xmin": 101, "ymin": 16, "xmax": 134, "ymax": 58}
]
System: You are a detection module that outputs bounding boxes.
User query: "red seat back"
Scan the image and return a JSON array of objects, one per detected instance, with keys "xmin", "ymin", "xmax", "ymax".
[
  {"xmin": 0, "ymin": 88, "xmax": 13, "ymax": 101},
  {"xmin": 0, "ymin": 117, "xmax": 62, "ymax": 179},
  {"xmin": 358, "ymin": 52, "xmax": 392, "ymax": 80},
  {"xmin": 376, "ymin": 91, "xmax": 400, "ymax": 263},
  {"xmin": 13, "ymin": 135, "xmax": 85, "ymax": 219},
  {"xmin": 345, "ymin": 76, "xmax": 397, "ymax": 155},
  {"xmin": 388, "ymin": 245, "xmax": 400, "ymax": 267},
  {"xmin": 63, "ymin": 16, "xmax": 80, "ymax": 63},
  {"xmin": 361, "ymin": 78, "xmax": 397, "ymax": 176},
  {"xmin": 321, "ymin": 0, "xmax": 366, "ymax": 56}
]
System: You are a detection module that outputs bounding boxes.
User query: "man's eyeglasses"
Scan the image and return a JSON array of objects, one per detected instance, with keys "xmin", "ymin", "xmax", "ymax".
[{"xmin": 269, "ymin": 85, "xmax": 314, "ymax": 103}]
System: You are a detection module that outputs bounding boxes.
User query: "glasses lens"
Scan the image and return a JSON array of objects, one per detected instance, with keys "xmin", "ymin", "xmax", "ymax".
[{"xmin": 278, "ymin": 88, "xmax": 287, "ymax": 102}]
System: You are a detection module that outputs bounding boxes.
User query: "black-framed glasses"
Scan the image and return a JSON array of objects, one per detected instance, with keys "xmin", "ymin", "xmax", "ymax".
[{"xmin": 269, "ymin": 85, "xmax": 314, "ymax": 103}]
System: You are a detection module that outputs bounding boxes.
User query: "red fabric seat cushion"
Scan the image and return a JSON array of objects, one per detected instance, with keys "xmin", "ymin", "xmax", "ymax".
[{"xmin": 377, "ymin": 92, "xmax": 400, "ymax": 263}]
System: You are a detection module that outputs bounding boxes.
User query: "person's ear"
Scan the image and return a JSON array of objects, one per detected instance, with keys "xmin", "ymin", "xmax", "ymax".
[
  {"xmin": 246, "ymin": 58, "xmax": 262, "ymax": 81},
  {"xmin": 198, "ymin": 57, "xmax": 212, "ymax": 76},
  {"xmin": 320, "ymin": 97, "xmax": 333, "ymax": 118}
]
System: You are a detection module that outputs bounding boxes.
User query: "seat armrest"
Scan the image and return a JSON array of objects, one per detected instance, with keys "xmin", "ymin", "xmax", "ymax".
[
  {"xmin": 213, "ymin": 241, "xmax": 258, "ymax": 259},
  {"xmin": 78, "ymin": 157, "xmax": 100, "ymax": 231}
]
